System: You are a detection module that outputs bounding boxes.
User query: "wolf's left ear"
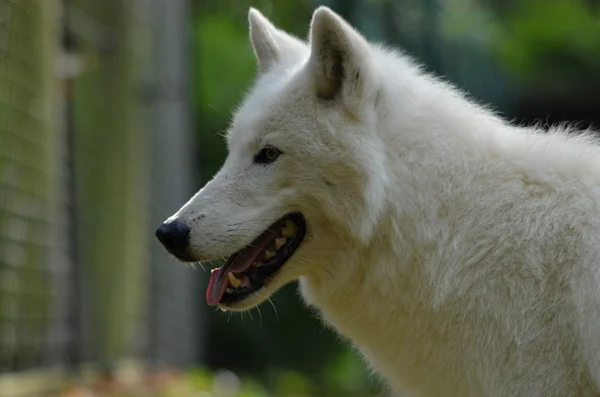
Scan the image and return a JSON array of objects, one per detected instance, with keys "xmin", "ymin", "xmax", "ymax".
[
  {"xmin": 249, "ymin": 8, "xmax": 306, "ymax": 74},
  {"xmin": 308, "ymin": 7, "xmax": 376, "ymax": 109}
]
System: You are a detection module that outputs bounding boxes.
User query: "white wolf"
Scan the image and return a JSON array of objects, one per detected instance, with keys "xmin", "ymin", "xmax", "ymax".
[{"xmin": 156, "ymin": 6, "xmax": 600, "ymax": 397}]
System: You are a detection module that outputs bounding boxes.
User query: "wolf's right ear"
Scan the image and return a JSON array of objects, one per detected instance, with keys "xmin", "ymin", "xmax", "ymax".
[{"xmin": 248, "ymin": 8, "xmax": 306, "ymax": 74}]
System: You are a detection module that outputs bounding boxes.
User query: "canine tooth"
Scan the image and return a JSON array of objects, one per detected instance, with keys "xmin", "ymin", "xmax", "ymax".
[
  {"xmin": 275, "ymin": 237, "xmax": 286, "ymax": 250},
  {"xmin": 281, "ymin": 220, "xmax": 296, "ymax": 238},
  {"xmin": 211, "ymin": 268, "xmax": 217, "ymax": 274},
  {"xmin": 253, "ymin": 261, "xmax": 262, "ymax": 267},
  {"xmin": 226, "ymin": 288, "xmax": 233, "ymax": 293},
  {"xmin": 228, "ymin": 272, "xmax": 241, "ymax": 288},
  {"xmin": 265, "ymin": 250, "xmax": 276, "ymax": 259}
]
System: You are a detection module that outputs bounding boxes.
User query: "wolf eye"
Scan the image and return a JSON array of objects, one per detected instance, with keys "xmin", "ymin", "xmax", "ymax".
[{"xmin": 254, "ymin": 146, "xmax": 282, "ymax": 164}]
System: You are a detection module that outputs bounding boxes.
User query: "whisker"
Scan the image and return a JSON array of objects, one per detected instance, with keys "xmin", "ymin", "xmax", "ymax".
[
  {"xmin": 256, "ymin": 305, "xmax": 263, "ymax": 328},
  {"xmin": 207, "ymin": 103, "xmax": 224, "ymax": 115},
  {"xmin": 268, "ymin": 298, "xmax": 279, "ymax": 323}
]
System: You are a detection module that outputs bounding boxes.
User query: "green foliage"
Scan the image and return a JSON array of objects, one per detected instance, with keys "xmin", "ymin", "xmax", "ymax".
[
  {"xmin": 193, "ymin": 14, "xmax": 256, "ymax": 182},
  {"xmin": 194, "ymin": 16, "xmax": 255, "ymax": 118},
  {"xmin": 441, "ymin": 0, "xmax": 501, "ymax": 47},
  {"xmin": 183, "ymin": 366, "xmax": 375, "ymax": 397},
  {"xmin": 322, "ymin": 349, "xmax": 377, "ymax": 394},
  {"xmin": 273, "ymin": 371, "xmax": 315, "ymax": 396},
  {"xmin": 494, "ymin": 0, "xmax": 600, "ymax": 85}
]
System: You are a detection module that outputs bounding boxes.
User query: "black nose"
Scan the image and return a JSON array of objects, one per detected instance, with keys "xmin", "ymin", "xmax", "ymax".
[{"xmin": 156, "ymin": 220, "xmax": 190, "ymax": 256}]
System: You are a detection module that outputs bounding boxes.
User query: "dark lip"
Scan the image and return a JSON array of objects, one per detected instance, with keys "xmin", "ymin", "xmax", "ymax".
[
  {"xmin": 219, "ymin": 212, "xmax": 307, "ymax": 305},
  {"xmin": 169, "ymin": 250, "xmax": 197, "ymax": 262}
]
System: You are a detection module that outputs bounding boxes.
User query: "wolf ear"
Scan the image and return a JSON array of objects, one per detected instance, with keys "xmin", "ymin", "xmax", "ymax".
[
  {"xmin": 308, "ymin": 7, "xmax": 376, "ymax": 109},
  {"xmin": 248, "ymin": 8, "xmax": 306, "ymax": 74}
]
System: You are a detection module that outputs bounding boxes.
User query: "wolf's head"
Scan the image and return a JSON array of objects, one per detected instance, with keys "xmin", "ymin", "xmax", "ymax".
[{"xmin": 156, "ymin": 7, "xmax": 389, "ymax": 310}]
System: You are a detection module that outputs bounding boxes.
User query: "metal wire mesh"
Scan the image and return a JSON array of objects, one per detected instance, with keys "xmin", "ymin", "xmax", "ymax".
[
  {"xmin": 0, "ymin": 0, "xmax": 69, "ymax": 372},
  {"xmin": 0, "ymin": 0, "xmax": 200, "ymax": 380}
]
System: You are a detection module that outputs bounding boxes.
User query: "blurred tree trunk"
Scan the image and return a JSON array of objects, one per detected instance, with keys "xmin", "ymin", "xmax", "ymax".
[{"xmin": 71, "ymin": 0, "xmax": 149, "ymax": 367}]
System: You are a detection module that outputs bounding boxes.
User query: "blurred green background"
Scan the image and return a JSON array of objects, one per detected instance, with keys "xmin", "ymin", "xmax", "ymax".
[{"xmin": 0, "ymin": 0, "xmax": 599, "ymax": 396}]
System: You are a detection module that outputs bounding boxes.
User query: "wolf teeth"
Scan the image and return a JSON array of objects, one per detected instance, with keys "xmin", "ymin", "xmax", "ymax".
[
  {"xmin": 275, "ymin": 237, "xmax": 286, "ymax": 249},
  {"xmin": 264, "ymin": 250, "xmax": 276, "ymax": 259},
  {"xmin": 281, "ymin": 220, "xmax": 296, "ymax": 238},
  {"xmin": 227, "ymin": 272, "xmax": 241, "ymax": 288}
]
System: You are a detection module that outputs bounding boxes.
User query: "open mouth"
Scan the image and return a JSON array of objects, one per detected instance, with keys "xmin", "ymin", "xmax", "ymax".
[{"xmin": 206, "ymin": 212, "xmax": 307, "ymax": 306}]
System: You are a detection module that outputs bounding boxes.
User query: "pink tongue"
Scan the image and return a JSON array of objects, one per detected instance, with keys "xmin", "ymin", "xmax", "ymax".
[
  {"xmin": 206, "ymin": 267, "xmax": 228, "ymax": 306},
  {"xmin": 206, "ymin": 231, "xmax": 277, "ymax": 305}
]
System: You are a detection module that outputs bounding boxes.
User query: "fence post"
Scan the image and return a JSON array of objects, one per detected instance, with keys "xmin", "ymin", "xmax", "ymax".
[{"xmin": 147, "ymin": 0, "xmax": 201, "ymax": 370}]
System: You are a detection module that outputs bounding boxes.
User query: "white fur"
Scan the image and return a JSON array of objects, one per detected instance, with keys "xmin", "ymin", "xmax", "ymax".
[{"xmin": 165, "ymin": 6, "xmax": 600, "ymax": 397}]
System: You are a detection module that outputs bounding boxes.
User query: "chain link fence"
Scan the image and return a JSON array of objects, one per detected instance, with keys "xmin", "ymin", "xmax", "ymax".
[
  {"xmin": 0, "ymin": 0, "xmax": 200, "ymax": 392},
  {"xmin": 0, "ymin": 0, "xmax": 67, "ymax": 373}
]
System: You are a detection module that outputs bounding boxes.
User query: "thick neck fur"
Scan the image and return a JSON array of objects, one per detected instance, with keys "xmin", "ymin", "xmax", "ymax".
[{"xmin": 299, "ymin": 47, "xmax": 600, "ymax": 397}]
